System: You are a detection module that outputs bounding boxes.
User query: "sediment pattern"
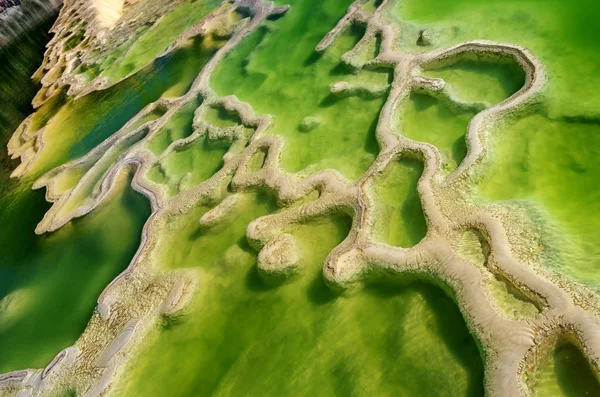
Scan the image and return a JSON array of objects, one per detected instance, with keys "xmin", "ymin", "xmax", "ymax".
[{"xmin": 3, "ymin": 0, "xmax": 600, "ymax": 396}]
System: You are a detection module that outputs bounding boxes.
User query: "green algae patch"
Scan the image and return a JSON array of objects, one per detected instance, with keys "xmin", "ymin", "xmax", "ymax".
[
  {"xmin": 145, "ymin": 100, "xmax": 200, "ymax": 156},
  {"xmin": 146, "ymin": 137, "xmax": 227, "ymax": 197},
  {"xmin": 113, "ymin": 200, "xmax": 483, "ymax": 396},
  {"xmin": 370, "ymin": 157, "xmax": 427, "ymax": 248},
  {"xmin": 424, "ymin": 58, "xmax": 525, "ymax": 104},
  {"xmin": 457, "ymin": 229, "xmax": 487, "ymax": 266},
  {"xmin": 27, "ymin": 39, "xmax": 218, "ymax": 179},
  {"xmin": 457, "ymin": 230, "xmax": 539, "ymax": 319},
  {"xmin": 0, "ymin": 174, "xmax": 149, "ymax": 373},
  {"xmin": 154, "ymin": 192, "xmax": 278, "ymax": 270},
  {"xmin": 535, "ymin": 343, "xmax": 600, "ymax": 397},
  {"xmin": 477, "ymin": 114, "xmax": 600, "ymax": 290},
  {"xmin": 487, "ymin": 276, "xmax": 539, "ymax": 319},
  {"xmin": 56, "ymin": 130, "xmax": 150, "ymax": 217},
  {"xmin": 400, "ymin": 93, "xmax": 474, "ymax": 171},
  {"xmin": 98, "ymin": 0, "xmax": 221, "ymax": 84},
  {"xmin": 127, "ymin": 106, "xmax": 166, "ymax": 131},
  {"xmin": 212, "ymin": 0, "xmax": 390, "ymax": 179},
  {"xmin": 396, "ymin": 0, "xmax": 600, "ymax": 118},
  {"xmin": 202, "ymin": 105, "xmax": 243, "ymax": 129},
  {"xmin": 5, "ymin": 0, "xmax": 600, "ymax": 393},
  {"xmin": 395, "ymin": 0, "xmax": 600, "ymax": 291}
]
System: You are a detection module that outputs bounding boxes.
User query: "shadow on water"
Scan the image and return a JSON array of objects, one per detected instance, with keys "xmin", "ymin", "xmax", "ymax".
[
  {"xmin": 399, "ymin": 160, "xmax": 428, "ymax": 244},
  {"xmin": 243, "ymin": 236, "xmax": 280, "ymax": 293},
  {"xmin": 552, "ymin": 344, "xmax": 600, "ymax": 396},
  {"xmin": 329, "ymin": 61, "xmax": 355, "ymax": 76},
  {"xmin": 0, "ymin": 173, "xmax": 150, "ymax": 373},
  {"xmin": 363, "ymin": 110, "xmax": 381, "ymax": 155},
  {"xmin": 371, "ymin": 156, "xmax": 427, "ymax": 248},
  {"xmin": 412, "ymin": 92, "xmax": 438, "ymax": 112},
  {"xmin": 306, "ymin": 272, "xmax": 338, "ymax": 305},
  {"xmin": 363, "ymin": 281, "xmax": 485, "ymax": 396},
  {"xmin": 452, "ymin": 133, "xmax": 468, "ymax": 167},
  {"xmin": 318, "ymin": 92, "xmax": 340, "ymax": 108},
  {"xmin": 303, "ymin": 50, "xmax": 324, "ymax": 66}
]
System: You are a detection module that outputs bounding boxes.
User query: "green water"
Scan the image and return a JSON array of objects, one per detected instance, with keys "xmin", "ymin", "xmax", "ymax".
[
  {"xmin": 146, "ymin": 137, "xmax": 227, "ymax": 197},
  {"xmin": 370, "ymin": 158, "xmax": 427, "ymax": 247},
  {"xmin": 212, "ymin": 0, "xmax": 390, "ymax": 180},
  {"xmin": 477, "ymin": 114, "xmax": 600, "ymax": 288},
  {"xmin": 28, "ymin": 35, "xmax": 219, "ymax": 179},
  {"xmin": 535, "ymin": 344, "xmax": 600, "ymax": 397},
  {"xmin": 7, "ymin": 0, "xmax": 597, "ymax": 392},
  {"xmin": 424, "ymin": 60, "xmax": 525, "ymax": 105},
  {"xmin": 391, "ymin": 1, "xmax": 600, "ymax": 390},
  {"xmin": 0, "ymin": 16, "xmax": 148, "ymax": 374},
  {"xmin": 98, "ymin": 0, "xmax": 221, "ymax": 84},
  {"xmin": 113, "ymin": 193, "xmax": 483, "ymax": 396},
  {"xmin": 397, "ymin": 0, "xmax": 600, "ymax": 291},
  {"xmin": 0, "ymin": 12, "xmax": 162, "ymax": 374},
  {"xmin": 145, "ymin": 100, "xmax": 200, "ymax": 156},
  {"xmin": 399, "ymin": 93, "xmax": 474, "ymax": 171},
  {"xmin": 202, "ymin": 105, "xmax": 242, "ymax": 129},
  {"xmin": 113, "ymin": 2, "xmax": 483, "ymax": 394},
  {"xmin": 397, "ymin": 0, "xmax": 600, "ymax": 117},
  {"xmin": 0, "ymin": 177, "xmax": 149, "ymax": 372}
]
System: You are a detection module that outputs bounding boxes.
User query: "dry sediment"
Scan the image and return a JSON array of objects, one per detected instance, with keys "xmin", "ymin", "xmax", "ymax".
[{"xmin": 3, "ymin": 0, "xmax": 600, "ymax": 396}]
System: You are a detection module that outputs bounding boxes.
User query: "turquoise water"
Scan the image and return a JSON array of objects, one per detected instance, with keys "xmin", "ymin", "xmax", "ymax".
[
  {"xmin": 0, "ymin": 18, "xmax": 151, "ymax": 373},
  {"xmin": 0, "ymin": 176, "xmax": 149, "ymax": 372},
  {"xmin": 26, "ymin": 35, "xmax": 220, "ymax": 178}
]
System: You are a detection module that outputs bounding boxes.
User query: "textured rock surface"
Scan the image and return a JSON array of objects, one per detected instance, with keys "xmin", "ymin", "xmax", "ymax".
[{"xmin": 0, "ymin": 0, "xmax": 62, "ymax": 47}]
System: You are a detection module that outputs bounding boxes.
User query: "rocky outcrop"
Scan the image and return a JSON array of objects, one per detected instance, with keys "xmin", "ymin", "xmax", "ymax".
[{"xmin": 0, "ymin": 0, "xmax": 62, "ymax": 48}]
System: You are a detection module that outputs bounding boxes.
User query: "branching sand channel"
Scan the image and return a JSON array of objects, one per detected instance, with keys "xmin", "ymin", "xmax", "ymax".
[{"xmin": 2, "ymin": 0, "xmax": 600, "ymax": 396}]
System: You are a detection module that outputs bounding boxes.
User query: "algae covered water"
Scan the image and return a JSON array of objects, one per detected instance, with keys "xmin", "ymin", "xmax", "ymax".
[
  {"xmin": 399, "ymin": 0, "xmax": 600, "ymax": 292},
  {"xmin": 112, "ymin": 194, "xmax": 483, "ymax": 396},
  {"xmin": 0, "ymin": 18, "xmax": 148, "ymax": 373},
  {"xmin": 2, "ymin": 0, "xmax": 600, "ymax": 395},
  {"xmin": 0, "ymin": 177, "xmax": 149, "ymax": 373},
  {"xmin": 212, "ymin": 0, "xmax": 388, "ymax": 180}
]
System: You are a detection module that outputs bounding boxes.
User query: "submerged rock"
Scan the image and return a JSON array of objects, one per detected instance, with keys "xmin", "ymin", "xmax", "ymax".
[
  {"xmin": 417, "ymin": 29, "xmax": 433, "ymax": 46},
  {"xmin": 257, "ymin": 234, "xmax": 301, "ymax": 284},
  {"xmin": 298, "ymin": 116, "xmax": 321, "ymax": 132}
]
